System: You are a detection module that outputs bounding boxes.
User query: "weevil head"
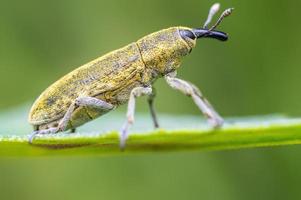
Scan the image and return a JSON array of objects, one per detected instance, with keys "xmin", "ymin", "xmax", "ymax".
[
  {"xmin": 137, "ymin": 27, "xmax": 228, "ymax": 75},
  {"xmin": 137, "ymin": 4, "xmax": 233, "ymax": 75},
  {"xmin": 137, "ymin": 27, "xmax": 198, "ymax": 75}
]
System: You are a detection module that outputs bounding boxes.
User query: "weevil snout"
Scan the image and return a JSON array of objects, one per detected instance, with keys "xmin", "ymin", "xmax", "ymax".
[
  {"xmin": 180, "ymin": 29, "xmax": 228, "ymax": 41},
  {"xmin": 180, "ymin": 3, "xmax": 233, "ymax": 43}
]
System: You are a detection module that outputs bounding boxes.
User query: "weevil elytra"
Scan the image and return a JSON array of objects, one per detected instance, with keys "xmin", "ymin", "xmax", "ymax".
[{"xmin": 28, "ymin": 3, "xmax": 233, "ymax": 148}]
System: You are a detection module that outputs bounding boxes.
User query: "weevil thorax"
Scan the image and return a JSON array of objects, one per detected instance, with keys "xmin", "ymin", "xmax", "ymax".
[{"xmin": 137, "ymin": 27, "xmax": 196, "ymax": 75}]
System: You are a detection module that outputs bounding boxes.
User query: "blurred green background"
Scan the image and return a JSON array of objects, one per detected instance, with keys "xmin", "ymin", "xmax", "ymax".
[{"xmin": 1, "ymin": 0, "xmax": 301, "ymax": 199}]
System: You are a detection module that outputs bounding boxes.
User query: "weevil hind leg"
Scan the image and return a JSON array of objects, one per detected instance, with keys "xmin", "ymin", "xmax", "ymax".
[
  {"xmin": 165, "ymin": 72, "xmax": 224, "ymax": 128},
  {"xmin": 57, "ymin": 96, "xmax": 114, "ymax": 132},
  {"xmin": 28, "ymin": 131, "xmax": 37, "ymax": 144},
  {"xmin": 28, "ymin": 127, "xmax": 58, "ymax": 144},
  {"xmin": 29, "ymin": 97, "xmax": 114, "ymax": 144},
  {"xmin": 120, "ymin": 86, "xmax": 152, "ymax": 150},
  {"xmin": 147, "ymin": 87, "xmax": 160, "ymax": 128}
]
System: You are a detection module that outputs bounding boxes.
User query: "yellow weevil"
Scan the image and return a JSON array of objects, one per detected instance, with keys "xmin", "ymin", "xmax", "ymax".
[{"xmin": 28, "ymin": 3, "xmax": 234, "ymax": 148}]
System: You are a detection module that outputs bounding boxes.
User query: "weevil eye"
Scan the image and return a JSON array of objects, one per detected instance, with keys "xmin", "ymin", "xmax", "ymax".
[{"xmin": 180, "ymin": 30, "xmax": 196, "ymax": 40}]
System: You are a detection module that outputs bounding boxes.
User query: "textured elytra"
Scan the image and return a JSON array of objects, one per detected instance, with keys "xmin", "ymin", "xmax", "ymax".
[
  {"xmin": 29, "ymin": 43, "xmax": 144, "ymax": 125},
  {"xmin": 29, "ymin": 27, "xmax": 194, "ymax": 130}
]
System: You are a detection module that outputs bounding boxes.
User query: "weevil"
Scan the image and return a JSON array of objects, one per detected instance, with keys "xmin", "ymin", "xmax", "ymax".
[{"xmin": 28, "ymin": 3, "xmax": 234, "ymax": 148}]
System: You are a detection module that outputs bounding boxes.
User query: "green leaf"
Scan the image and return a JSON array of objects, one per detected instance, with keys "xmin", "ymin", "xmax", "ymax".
[{"xmin": 1, "ymin": 105, "xmax": 301, "ymax": 156}]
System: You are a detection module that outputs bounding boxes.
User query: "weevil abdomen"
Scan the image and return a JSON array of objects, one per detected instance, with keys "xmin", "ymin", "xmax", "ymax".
[{"xmin": 29, "ymin": 42, "xmax": 146, "ymax": 127}]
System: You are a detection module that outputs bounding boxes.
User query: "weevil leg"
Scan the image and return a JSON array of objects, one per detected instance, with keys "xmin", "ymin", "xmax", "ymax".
[
  {"xmin": 165, "ymin": 72, "xmax": 224, "ymax": 128},
  {"xmin": 28, "ymin": 127, "xmax": 58, "ymax": 144},
  {"xmin": 56, "ymin": 102, "xmax": 76, "ymax": 132},
  {"xmin": 147, "ymin": 87, "xmax": 160, "ymax": 128},
  {"xmin": 120, "ymin": 86, "xmax": 152, "ymax": 150},
  {"xmin": 57, "ymin": 96, "xmax": 114, "ymax": 132},
  {"xmin": 29, "ymin": 131, "xmax": 37, "ymax": 144},
  {"xmin": 29, "ymin": 97, "xmax": 114, "ymax": 144}
]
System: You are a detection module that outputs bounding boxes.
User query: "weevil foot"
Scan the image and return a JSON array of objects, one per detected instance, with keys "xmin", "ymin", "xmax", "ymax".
[
  {"xmin": 208, "ymin": 116, "xmax": 224, "ymax": 129},
  {"xmin": 28, "ymin": 131, "xmax": 38, "ymax": 144},
  {"xmin": 28, "ymin": 127, "xmax": 58, "ymax": 144},
  {"xmin": 119, "ymin": 123, "xmax": 130, "ymax": 150}
]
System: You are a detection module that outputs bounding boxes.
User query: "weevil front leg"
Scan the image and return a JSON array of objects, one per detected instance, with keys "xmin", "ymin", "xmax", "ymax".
[
  {"xmin": 165, "ymin": 71, "xmax": 224, "ymax": 127},
  {"xmin": 29, "ymin": 97, "xmax": 114, "ymax": 143},
  {"xmin": 120, "ymin": 86, "xmax": 152, "ymax": 149}
]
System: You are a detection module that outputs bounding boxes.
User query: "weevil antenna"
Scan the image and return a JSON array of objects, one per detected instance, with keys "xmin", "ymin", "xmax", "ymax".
[
  {"xmin": 208, "ymin": 8, "xmax": 234, "ymax": 31},
  {"xmin": 203, "ymin": 3, "xmax": 220, "ymax": 29}
]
